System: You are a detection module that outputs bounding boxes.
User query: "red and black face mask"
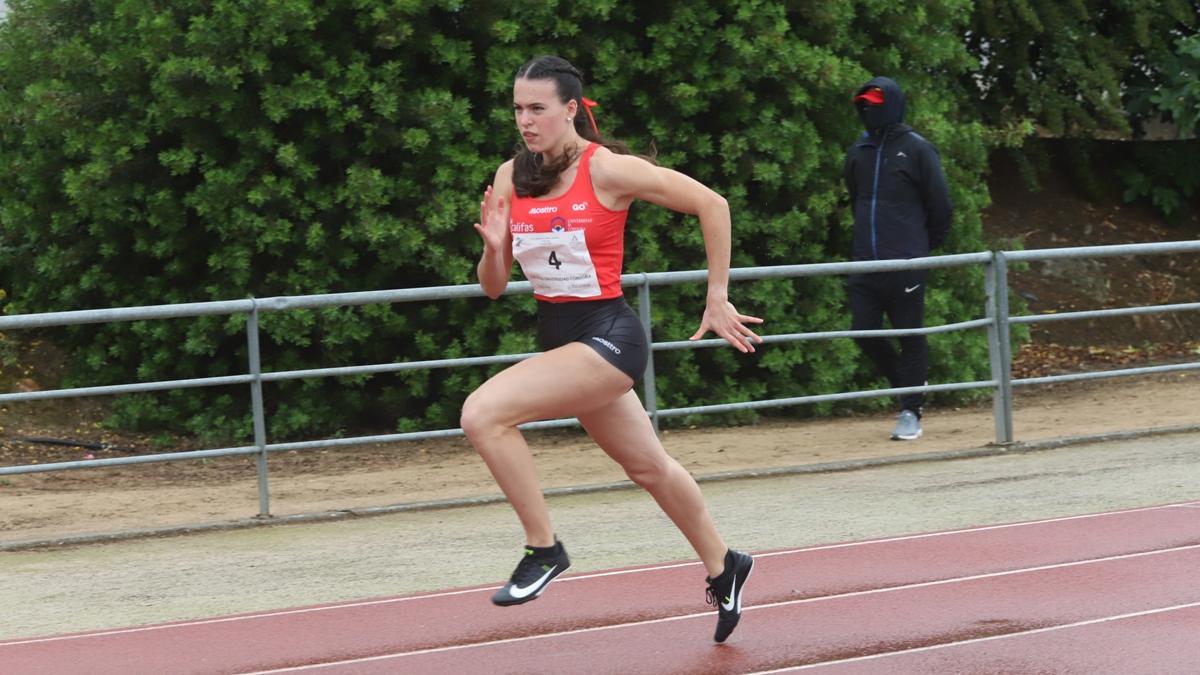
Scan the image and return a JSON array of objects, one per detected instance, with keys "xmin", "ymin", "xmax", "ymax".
[
  {"xmin": 852, "ymin": 78, "xmax": 904, "ymax": 132},
  {"xmin": 854, "ymin": 87, "xmax": 888, "ymax": 131}
]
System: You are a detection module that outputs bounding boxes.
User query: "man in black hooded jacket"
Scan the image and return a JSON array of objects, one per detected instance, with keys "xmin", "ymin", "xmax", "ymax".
[{"xmin": 843, "ymin": 76, "xmax": 952, "ymax": 440}]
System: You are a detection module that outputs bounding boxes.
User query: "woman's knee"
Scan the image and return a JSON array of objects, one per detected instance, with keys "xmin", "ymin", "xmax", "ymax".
[
  {"xmin": 460, "ymin": 391, "xmax": 499, "ymax": 443},
  {"xmin": 624, "ymin": 454, "xmax": 676, "ymax": 490}
]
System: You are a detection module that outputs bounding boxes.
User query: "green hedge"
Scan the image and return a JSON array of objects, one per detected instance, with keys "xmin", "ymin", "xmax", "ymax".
[{"xmin": 0, "ymin": 0, "xmax": 992, "ymax": 442}]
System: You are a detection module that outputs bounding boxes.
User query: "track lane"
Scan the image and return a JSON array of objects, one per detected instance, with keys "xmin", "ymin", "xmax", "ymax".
[
  {"xmin": 766, "ymin": 602, "xmax": 1200, "ymax": 673},
  {"xmin": 4, "ymin": 503, "xmax": 1197, "ymax": 675},
  {"xmin": 365, "ymin": 545, "xmax": 1200, "ymax": 675}
]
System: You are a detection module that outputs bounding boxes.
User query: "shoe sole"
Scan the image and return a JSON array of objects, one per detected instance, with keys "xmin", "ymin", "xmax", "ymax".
[{"xmin": 891, "ymin": 429, "xmax": 923, "ymax": 441}]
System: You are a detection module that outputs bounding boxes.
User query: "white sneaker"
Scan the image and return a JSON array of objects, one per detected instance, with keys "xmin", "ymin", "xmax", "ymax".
[{"xmin": 891, "ymin": 410, "xmax": 922, "ymax": 440}]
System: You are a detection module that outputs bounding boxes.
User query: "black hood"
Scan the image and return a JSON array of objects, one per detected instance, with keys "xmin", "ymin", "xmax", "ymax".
[{"xmin": 854, "ymin": 76, "xmax": 905, "ymax": 133}]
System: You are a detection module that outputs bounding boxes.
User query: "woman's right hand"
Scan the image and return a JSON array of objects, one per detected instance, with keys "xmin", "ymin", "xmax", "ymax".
[{"xmin": 474, "ymin": 185, "xmax": 509, "ymax": 252}]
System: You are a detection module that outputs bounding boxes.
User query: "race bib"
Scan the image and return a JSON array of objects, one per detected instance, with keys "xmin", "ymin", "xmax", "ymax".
[{"xmin": 512, "ymin": 230, "xmax": 601, "ymax": 298}]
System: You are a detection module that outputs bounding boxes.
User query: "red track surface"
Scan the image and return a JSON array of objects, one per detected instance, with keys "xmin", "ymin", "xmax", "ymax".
[{"xmin": 5, "ymin": 501, "xmax": 1199, "ymax": 674}]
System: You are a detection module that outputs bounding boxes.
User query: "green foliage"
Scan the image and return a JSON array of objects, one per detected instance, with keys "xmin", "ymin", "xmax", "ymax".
[
  {"xmin": 1119, "ymin": 34, "xmax": 1200, "ymax": 224},
  {"xmin": 1128, "ymin": 33, "xmax": 1200, "ymax": 136},
  {"xmin": 0, "ymin": 0, "xmax": 993, "ymax": 441},
  {"xmin": 965, "ymin": 0, "xmax": 1197, "ymax": 137},
  {"xmin": 966, "ymin": 2, "xmax": 1198, "ymax": 223},
  {"xmin": 1155, "ymin": 35, "xmax": 1200, "ymax": 132},
  {"xmin": 1117, "ymin": 141, "xmax": 1200, "ymax": 225}
]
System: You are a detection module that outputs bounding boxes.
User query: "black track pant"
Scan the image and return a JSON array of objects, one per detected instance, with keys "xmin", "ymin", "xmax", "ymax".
[{"xmin": 847, "ymin": 270, "xmax": 928, "ymax": 414}]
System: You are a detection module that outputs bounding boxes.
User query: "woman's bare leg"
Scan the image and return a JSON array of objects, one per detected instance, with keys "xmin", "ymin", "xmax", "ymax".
[
  {"xmin": 578, "ymin": 391, "xmax": 728, "ymax": 577},
  {"xmin": 460, "ymin": 343, "xmax": 633, "ymax": 547}
]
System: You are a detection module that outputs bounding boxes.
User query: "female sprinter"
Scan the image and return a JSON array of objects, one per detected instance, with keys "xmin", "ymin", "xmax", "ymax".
[{"xmin": 461, "ymin": 55, "xmax": 762, "ymax": 643}]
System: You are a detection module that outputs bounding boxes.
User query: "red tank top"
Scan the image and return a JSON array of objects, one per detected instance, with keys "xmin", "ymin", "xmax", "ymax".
[{"xmin": 509, "ymin": 143, "xmax": 629, "ymax": 302}]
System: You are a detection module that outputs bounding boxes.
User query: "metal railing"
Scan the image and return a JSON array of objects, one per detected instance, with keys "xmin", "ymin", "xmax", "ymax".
[{"xmin": 3, "ymin": 240, "xmax": 1199, "ymax": 518}]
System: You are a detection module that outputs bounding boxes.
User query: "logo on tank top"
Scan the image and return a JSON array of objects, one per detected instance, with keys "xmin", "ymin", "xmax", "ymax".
[
  {"xmin": 510, "ymin": 221, "xmax": 534, "ymax": 233},
  {"xmin": 528, "ymin": 205, "xmax": 558, "ymax": 215},
  {"xmin": 550, "ymin": 216, "xmax": 567, "ymax": 232},
  {"xmin": 571, "ymin": 202, "xmax": 588, "ymax": 211}
]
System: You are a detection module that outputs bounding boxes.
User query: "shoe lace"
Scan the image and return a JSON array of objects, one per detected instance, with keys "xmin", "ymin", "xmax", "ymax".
[{"xmin": 705, "ymin": 578, "xmax": 718, "ymax": 608}]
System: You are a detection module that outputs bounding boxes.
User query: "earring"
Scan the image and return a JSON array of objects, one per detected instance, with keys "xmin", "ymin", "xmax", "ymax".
[{"xmin": 567, "ymin": 118, "xmax": 573, "ymax": 122}]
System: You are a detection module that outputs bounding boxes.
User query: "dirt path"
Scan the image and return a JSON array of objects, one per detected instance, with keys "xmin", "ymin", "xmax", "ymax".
[{"xmin": 3, "ymin": 372, "xmax": 1197, "ymax": 546}]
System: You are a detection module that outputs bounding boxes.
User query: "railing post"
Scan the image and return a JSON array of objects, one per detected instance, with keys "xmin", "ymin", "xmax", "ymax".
[
  {"xmin": 246, "ymin": 300, "xmax": 272, "ymax": 517},
  {"xmin": 636, "ymin": 277, "xmax": 660, "ymax": 434},
  {"xmin": 985, "ymin": 253, "xmax": 1014, "ymax": 443}
]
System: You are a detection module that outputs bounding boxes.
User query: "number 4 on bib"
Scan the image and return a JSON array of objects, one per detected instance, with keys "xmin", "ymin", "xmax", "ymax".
[{"xmin": 511, "ymin": 230, "xmax": 601, "ymax": 298}]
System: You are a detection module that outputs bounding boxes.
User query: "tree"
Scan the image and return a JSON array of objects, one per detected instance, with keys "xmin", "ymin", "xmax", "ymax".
[{"xmin": 965, "ymin": 0, "xmax": 1198, "ymax": 137}]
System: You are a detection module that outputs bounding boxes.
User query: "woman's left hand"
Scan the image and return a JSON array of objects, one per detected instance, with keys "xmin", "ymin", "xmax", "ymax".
[{"xmin": 689, "ymin": 299, "xmax": 764, "ymax": 353}]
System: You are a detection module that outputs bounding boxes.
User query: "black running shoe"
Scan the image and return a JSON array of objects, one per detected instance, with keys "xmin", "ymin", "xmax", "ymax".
[
  {"xmin": 491, "ymin": 540, "xmax": 571, "ymax": 606},
  {"xmin": 706, "ymin": 549, "xmax": 754, "ymax": 642}
]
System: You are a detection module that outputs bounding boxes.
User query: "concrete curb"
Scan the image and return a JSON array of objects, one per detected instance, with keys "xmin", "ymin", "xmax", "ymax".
[{"xmin": 4, "ymin": 423, "xmax": 1198, "ymax": 552}]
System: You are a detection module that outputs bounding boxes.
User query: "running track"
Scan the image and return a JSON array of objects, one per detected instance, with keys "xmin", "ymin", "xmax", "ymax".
[{"xmin": 5, "ymin": 501, "xmax": 1199, "ymax": 674}]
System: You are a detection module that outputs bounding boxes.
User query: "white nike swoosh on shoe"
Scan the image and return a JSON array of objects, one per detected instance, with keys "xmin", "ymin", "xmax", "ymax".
[
  {"xmin": 508, "ymin": 566, "xmax": 557, "ymax": 599},
  {"xmin": 904, "ymin": 284, "xmax": 921, "ymax": 293},
  {"xmin": 721, "ymin": 576, "xmax": 738, "ymax": 612}
]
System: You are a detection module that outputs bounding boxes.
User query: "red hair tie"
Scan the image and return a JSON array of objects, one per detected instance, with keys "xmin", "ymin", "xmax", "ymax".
[{"xmin": 581, "ymin": 97, "xmax": 600, "ymax": 136}]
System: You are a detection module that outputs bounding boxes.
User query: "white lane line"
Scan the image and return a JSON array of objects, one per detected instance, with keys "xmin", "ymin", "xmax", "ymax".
[
  {"xmin": 750, "ymin": 600, "xmax": 1200, "ymax": 672},
  {"xmin": 3, "ymin": 501, "xmax": 1192, "ymax": 648},
  {"xmin": 237, "ymin": 543, "xmax": 1200, "ymax": 673},
  {"xmin": 754, "ymin": 500, "xmax": 1198, "ymax": 560}
]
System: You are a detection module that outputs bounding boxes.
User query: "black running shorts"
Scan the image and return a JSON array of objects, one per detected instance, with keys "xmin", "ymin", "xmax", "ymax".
[{"xmin": 535, "ymin": 297, "xmax": 649, "ymax": 384}]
